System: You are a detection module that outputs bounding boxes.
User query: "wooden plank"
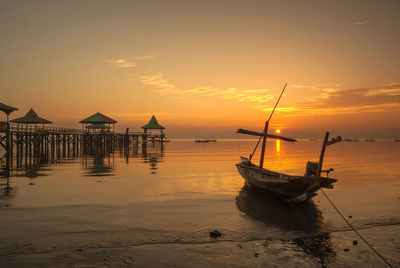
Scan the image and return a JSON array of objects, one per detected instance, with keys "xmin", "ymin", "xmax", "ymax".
[
  {"xmin": 237, "ymin": 128, "xmax": 297, "ymax": 142},
  {"xmin": 236, "ymin": 128, "xmax": 264, "ymax": 136}
]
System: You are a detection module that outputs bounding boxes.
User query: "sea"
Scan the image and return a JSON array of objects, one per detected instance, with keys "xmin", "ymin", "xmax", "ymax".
[{"xmin": 0, "ymin": 139, "xmax": 399, "ymax": 267}]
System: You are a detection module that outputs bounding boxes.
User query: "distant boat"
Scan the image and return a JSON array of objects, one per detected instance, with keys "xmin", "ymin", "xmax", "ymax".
[
  {"xmin": 395, "ymin": 139, "xmax": 400, "ymax": 142},
  {"xmin": 236, "ymin": 84, "xmax": 341, "ymax": 203},
  {"xmin": 344, "ymin": 138, "xmax": 359, "ymax": 142},
  {"xmin": 195, "ymin": 138, "xmax": 209, "ymax": 142},
  {"xmin": 195, "ymin": 138, "xmax": 217, "ymax": 143},
  {"xmin": 364, "ymin": 139, "xmax": 375, "ymax": 142}
]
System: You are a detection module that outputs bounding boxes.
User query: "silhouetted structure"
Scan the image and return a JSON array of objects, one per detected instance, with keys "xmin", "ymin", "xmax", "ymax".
[
  {"xmin": 1, "ymin": 107, "xmax": 166, "ymax": 169},
  {"xmin": 79, "ymin": 112, "xmax": 117, "ymax": 133},
  {"xmin": 142, "ymin": 115, "xmax": 165, "ymax": 143},
  {"xmin": 0, "ymin": 103, "xmax": 18, "ymax": 170},
  {"xmin": 0, "ymin": 103, "xmax": 18, "ymax": 122},
  {"xmin": 10, "ymin": 108, "xmax": 52, "ymax": 126}
]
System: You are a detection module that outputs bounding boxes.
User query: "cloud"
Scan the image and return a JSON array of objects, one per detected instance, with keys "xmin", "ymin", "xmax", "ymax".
[
  {"xmin": 140, "ymin": 72, "xmax": 177, "ymax": 92},
  {"xmin": 140, "ymin": 72, "xmax": 274, "ymax": 104},
  {"xmin": 140, "ymin": 73, "xmax": 400, "ymax": 117},
  {"xmin": 290, "ymin": 83, "xmax": 341, "ymax": 92},
  {"xmin": 105, "ymin": 59, "xmax": 136, "ymax": 68},
  {"xmin": 354, "ymin": 21, "xmax": 369, "ymax": 25},
  {"xmin": 253, "ymin": 103, "xmax": 399, "ymax": 117},
  {"xmin": 365, "ymin": 87, "xmax": 400, "ymax": 96},
  {"xmin": 134, "ymin": 55, "xmax": 157, "ymax": 60},
  {"xmin": 255, "ymin": 83, "xmax": 400, "ymax": 116}
]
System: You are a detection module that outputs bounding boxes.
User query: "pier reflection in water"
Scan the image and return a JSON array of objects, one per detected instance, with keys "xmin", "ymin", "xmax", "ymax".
[
  {"xmin": 143, "ymin": 151, "xmax": 164, "ymax": 174},
  {"xmin": 121, "ymin": 142, "xmax": 165, "ymax": 174},
  {"xmin": 236, "ymin": 185, "xmax": 335, "ymax": 265},
  {"xmin": 0, "ymin": 172, "xmax": 15, "ymax": 208},
  {"xmin": 82, "ymin": 154, "xmax": 115, "ymax": 177}
]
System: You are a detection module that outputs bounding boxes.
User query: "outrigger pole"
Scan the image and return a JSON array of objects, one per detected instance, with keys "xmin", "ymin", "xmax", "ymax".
[
  {"xmin": 236, "ymin": 83, "xmax": 295, "ymax": 168},
  {"xmin": 317, "ymin": 132, "xmax": 342, "ymax": 176}
]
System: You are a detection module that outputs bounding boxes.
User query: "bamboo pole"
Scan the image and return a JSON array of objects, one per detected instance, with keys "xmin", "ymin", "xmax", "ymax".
[{"xmin": 259, "ymin": 121, "xmax": 269, "ymax": 168}]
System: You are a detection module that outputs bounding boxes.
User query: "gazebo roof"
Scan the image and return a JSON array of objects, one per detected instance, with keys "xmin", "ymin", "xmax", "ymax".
[
  {"xmin": 10, "ymin": 108, "xmax": 52, "ymax": 124},
  {"xmin": 0, "ymin": 103, "xmax": 18, "ymax": 115},
  {"xmin": 79, "ymin": 112, "xmax": 117, "ymax": 124},
  {"xmin": 142, "ymin": 115, "xmax": 165, "ymax": 129},
  {"xmin": 86, "ymin": 123, "xmax": 111, "ymax": 129}
]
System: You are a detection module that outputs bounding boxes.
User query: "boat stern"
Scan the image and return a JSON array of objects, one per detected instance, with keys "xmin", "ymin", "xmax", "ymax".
[{"xmin": 319, "ymin": 177, "xmax": 337, "ymax": 189}]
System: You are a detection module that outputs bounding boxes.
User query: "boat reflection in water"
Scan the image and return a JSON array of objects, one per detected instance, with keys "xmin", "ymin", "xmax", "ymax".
[
  {"xmin": 236, "ymin": 184, "xmax": 324, "ymax": 233},
  {"xmin": 236, "ymin": 185, "xmax": 335, "ymax": 265}
]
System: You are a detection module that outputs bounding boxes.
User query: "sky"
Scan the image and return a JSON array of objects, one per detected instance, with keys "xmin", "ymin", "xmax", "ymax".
[{"xmin": 1, "ymin": 0, "xmax": 399, "ymax": 138}]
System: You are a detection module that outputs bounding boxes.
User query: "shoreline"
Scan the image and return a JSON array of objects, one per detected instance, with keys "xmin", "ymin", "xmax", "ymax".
[{"xmin": 1, "ymin": 224, "xmax": 398, "ymax": 267}]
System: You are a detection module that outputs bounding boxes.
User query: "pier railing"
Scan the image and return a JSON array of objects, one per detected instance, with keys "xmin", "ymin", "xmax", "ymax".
[
  {"xmin": 5, "ymin": 124, "xmax": 165, "ymax": 138},
  {"xmin": 9, "ymin": 123, "xmax": 84, "ymax": 134}
]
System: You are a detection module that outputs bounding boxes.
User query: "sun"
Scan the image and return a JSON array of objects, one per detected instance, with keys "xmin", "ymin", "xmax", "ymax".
[{"xmin": 276, "ymin": 129, "xmax": 281, "ymax": 134}]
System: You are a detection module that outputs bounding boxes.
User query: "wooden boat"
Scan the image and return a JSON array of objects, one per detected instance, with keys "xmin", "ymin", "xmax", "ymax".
[{"xmin": 236, "ymin": 84, "xmax": 341, "ymax": 203}]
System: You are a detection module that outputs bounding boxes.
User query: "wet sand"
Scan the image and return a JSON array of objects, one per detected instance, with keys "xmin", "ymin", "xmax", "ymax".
[{"xmin": 0, "ymin": 221, "xmax": 398, "ymax": 267}]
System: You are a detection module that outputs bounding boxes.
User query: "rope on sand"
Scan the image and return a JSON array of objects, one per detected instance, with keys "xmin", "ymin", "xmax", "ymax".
[{"xmin": 320, "ymin": 188, "xmax": 394, "ymax": 268}]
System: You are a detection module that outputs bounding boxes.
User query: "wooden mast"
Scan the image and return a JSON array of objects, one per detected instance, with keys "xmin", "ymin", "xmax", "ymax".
[
  {"xmin": 259, "ymin": 121, "xmax": 269, "ymax": 168},
  {"xmin": 258, "ymin": 83, "xmax": 287, "ymax": 168}
]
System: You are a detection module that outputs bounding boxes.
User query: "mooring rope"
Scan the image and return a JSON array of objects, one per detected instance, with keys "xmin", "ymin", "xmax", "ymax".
[{"xmin": 319, "ymin": 188, "xmax": 394, "ymax": 268}]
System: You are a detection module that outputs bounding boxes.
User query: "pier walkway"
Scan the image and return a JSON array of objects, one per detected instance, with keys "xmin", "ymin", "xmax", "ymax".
[{"xmin": 0, "ymin": 123, "xmax": 164, "ymax": 169}]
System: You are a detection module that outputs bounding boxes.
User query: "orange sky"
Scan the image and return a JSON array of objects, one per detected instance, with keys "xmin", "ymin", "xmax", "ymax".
[{"xmin": 1, "ymin": 0, "xmax": 399, "ymax": 138}]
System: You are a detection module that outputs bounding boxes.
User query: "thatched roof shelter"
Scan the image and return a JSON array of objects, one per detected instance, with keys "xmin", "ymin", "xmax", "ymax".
[
  {"xmin": 80, "ymin": 112, "xmax": 117, "ymax": 124},
  {"xmin": 142, "ymin": 115, "xmax": 165, "ymax": 130},
  {"xmin": 10, "ymin": 108, "xmax": 52, "ymax": 124},
  {"xmin": 141, "ymin": 115, "xmax": 165, "ymax": 140},
  {"xmin": 0, "ymin": 103, "xmax": 18, "ymax": 116},
  {"xmin": 80, "ymin": 112, "xmax": 116, "ymax": 133}
]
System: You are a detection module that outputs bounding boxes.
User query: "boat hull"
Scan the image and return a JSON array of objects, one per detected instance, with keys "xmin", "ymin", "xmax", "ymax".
[{"xmin": 236, "ymin": 163, "xmax": 337, "ymax": 203}]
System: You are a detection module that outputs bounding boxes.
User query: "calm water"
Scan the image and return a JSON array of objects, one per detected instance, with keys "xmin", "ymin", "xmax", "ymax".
[{"xmin": 0, "ymin": 140, "xmax": 399, "ymax": 267}]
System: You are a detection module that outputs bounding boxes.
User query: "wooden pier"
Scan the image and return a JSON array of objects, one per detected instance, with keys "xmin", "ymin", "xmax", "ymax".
[{"xmin": 0, "ymin": 123, "xmax": 164, "ymax": 169}]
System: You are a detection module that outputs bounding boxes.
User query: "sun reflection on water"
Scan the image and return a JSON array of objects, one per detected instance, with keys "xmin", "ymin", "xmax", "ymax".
[{"xmin": 276, "ymin": 139, "xmax": 281, "ymax": 154}]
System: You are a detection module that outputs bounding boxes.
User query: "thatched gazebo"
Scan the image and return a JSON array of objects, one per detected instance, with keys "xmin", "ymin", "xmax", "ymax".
[
  {"xmin": 79, "ymin": 112, "xmax": 117, "ymax": 133},
  {"xmin": 10, "ymin": 108, "xmax": 52, "ymax": 129},
  {"xmin": 85, "ymin": 123, "xmax": 111, "ymax": 133},
  {"xmin": 0, "ymin": 103, "xmax": 18, "ymax": 132},
  {"xmin": 142, "ymin": 115, "xmax": 165, "ymax": 138},
  {"xmin": 0, "ymin": 103, "xmax": 18, "ymax": 122}
]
